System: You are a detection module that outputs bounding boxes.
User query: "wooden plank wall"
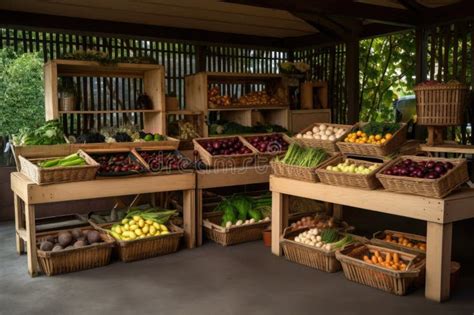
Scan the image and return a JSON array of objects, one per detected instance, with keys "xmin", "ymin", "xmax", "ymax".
[
  {"xmin": 424, "ymin": 22, "xmax": 473, "ymax": 144},
  {"xmin": 0, "ymin": 28, "xmax": 286, "ymax": 135},
  {"xmin": 293, "ymin": 44, "xmax": 347, "ymax": 124}
]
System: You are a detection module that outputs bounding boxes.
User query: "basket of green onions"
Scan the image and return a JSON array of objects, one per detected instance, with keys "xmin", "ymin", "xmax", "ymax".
[{"xmin": 270, "ymin": 143, "xmax": 331, "ymax": 182}]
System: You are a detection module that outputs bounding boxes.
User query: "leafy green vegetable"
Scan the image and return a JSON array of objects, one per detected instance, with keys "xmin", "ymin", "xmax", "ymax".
[
  {"xmin": 248, "ymin": 208, "xmax": 263, "ymax": 221},
  {"xmin": 360, "ymin": 122, "xmax": 400, "ymax": 135},
  {"xmin": 12, "ymin": 120, "xmax": 66, "ymax": 146},
  {"xmin": 230, "ymin": 195, "xmax": 253, "ymax": 221},
  {"xmin": 321, "ymin": 229, "xmax": 339, "ymax": 243}
]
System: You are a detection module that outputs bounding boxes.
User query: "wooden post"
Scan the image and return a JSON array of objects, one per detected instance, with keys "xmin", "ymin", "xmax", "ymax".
[
  {"xmin": 415, "ymin": 26, "xmax": 428, "ymax": 84},
  {"xmin": 195, "ymin": 45, "xmax": 207, "ymax": 72},
  {"xmin": 196, "ymin": 188, "xmax": 203, "ymax": 246},
  {"xmin": 271, "ymin": 192, "xmax": 288, "ymax": 256},
  {"xmin": 24, "ymin": 203, "xmax": 39, "ymax": 276},
  {"xmin": 183, "ymin": 189, "xmax": 196, "ymax": 249},
  {"xmin": 345, "ymin": 35, "xmax": 360, "ymax": 124},
  {"xmin": 425, "ymin": 222, "xmax": 452, "ymax": 302},
  {"xmin": 333, "ymin": 204, "xmax": 343, "ymax": 220},
  {"xmin": 14, "ymin": 194, "xmax": 25, "ymax": 255}
]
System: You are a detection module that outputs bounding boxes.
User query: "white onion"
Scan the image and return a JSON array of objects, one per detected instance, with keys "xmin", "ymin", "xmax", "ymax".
[
  {"xmin": 319, "ymin": 124, "xmax": 327, "ymax": 131},
  {"xmin": 321, "ymin": 135, "xmax": 328, "ymax": 140},
  {"xmin": 312, "ymin": 126, "xmax": 319, "ymax": 133}
]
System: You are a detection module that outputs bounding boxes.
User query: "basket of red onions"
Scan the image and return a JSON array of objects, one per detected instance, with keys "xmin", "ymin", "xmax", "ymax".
[
  {"xmin": 193, "ymin": 136, "xmax": 257, "ymax": 168},
  {"xmin": 241, "ymin": 133, "xmax": 292, "ymax": 165},
  {"xmin": 376, "ymin": 156, "xmax": 469, "ymax": 198}
]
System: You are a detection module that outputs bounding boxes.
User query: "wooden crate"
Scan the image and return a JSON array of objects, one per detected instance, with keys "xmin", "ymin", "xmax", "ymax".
[
  {"xmin": 193, "ymin": 135, "xmax": 258, "ymax": 168},
  {"xmin": 371, "ymin": 230, "xmax": 426, "ymax": 255}
]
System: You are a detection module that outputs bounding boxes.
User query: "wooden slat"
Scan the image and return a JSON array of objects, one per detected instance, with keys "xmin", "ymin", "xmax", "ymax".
[{"xmin": 196, "ymin": 166, "xmax": 270, "ymax": 189}]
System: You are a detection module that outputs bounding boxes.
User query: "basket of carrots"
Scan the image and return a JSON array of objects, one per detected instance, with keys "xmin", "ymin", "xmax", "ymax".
[{"xmin": 335, "ymin": 244, "xmax": 425, "ymax": 295}]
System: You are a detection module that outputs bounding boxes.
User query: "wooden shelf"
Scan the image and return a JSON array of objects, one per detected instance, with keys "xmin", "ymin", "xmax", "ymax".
[
  {"xmin": 59, "ymin": 109, "xmax": 161, "ymax": 114},
  {"xmin": 207, "ymin": 106, "xmax": 287, "ymax": 112},
  {"xmin": 166, "ymin": 110, "xmax": 202, "ymax": 115},
  {"xmin": 47, "ymin": 59, "xmax": 164, "ymax": 78}
]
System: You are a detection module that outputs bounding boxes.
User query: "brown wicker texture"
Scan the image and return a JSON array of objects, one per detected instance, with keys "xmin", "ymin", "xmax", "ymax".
[
  {"xmin": 316, "ymin": 155, "xmax": 384, "ymax": 190},
  {"xmin": 376, "ymin": 155, "xmax": 469, "ymax": 198},
  {"xmin": 36, "ymin": 227, "xmax": 114, "ymax": 276},
  {"xmin": 111, "ymin": 224, "xmax": 184, "ymax": 262},
  {"xmin": 19, "ymin": 150, "xmax": 99, "ymax": 185},
  {"xmin": 371, "ymin": 230, "xmax": 426, "ymax": 255},
  {"xmin": 193, "ymin": 136, "xmax": 257, "ymax": 168},
  {"xmin": 240, "ymin": 133, "xmax": 293, "ymax": 165},
  {"xmin": 414, "ymin": 83, "xmax": 468, "ymax": 126},
  {"xmin": 294, "ymin": 123, "xmax": 354, "ymax": 152},
  {"xmin": 336, "ymin": 123, "xmax": 408, "ymax": 158},
  {"xmin": 335, "ymin": 244, "xmax": 425, "ymax": 295},
  {"xmin": 270, "ymin": 155, "xmax": 331, "ymax": 182},
  {"xmin": 280, "ymin": 227, "xmax": 343, "ymax": 273},
  {"xmin": 203, "ymin": 214, "xmax": 270, "ymax": 246}
]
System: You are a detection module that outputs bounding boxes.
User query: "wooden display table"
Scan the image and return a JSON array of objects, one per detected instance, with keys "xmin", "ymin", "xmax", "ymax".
[
  {"xmin": 269, "ymin": 175, "xmax": 474, "ymax": 302},
  {"xmin": 195, "ymin": 165, "xmax": 271, "ymax": 246},
  {"xmin": 11, "ymin": 172, "xmax": 196, "ymax": 277}
]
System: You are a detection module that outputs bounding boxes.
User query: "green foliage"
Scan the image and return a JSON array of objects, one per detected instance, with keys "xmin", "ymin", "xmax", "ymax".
[
  {"xmin": 0, "ymin": 48, "xmax": 45, "ymax": 136},
  {"xmin": 359, "ymin": 31, "xmax": 416, "ymax": 122}
]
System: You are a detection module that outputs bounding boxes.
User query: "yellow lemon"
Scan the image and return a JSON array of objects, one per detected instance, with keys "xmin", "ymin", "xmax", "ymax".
[
  {"xmin": 161, "ymin": 231, "xmax": 170, "ymax": 235},
  {"xmin": 160, "ymin": 224, "xmax": 168, "ymax": 232},
  {"xmin": 114, "ymin": 226, "xmax": 122, "ymax": 234},
  {"xmin": 154, "ymin": 231, "xmax": 161, "ymax": 236},
  {"xmin": 153, "ymin": 222, "xmax": 161, "ymax": 229},
  {"xmin": 149, "ymin": 225, "xmax": 156, "ymax": 234},
  {"xmin": 138, "ymin": 219, "xmax": 145, "ymax": 228},
  {"xmin": 145, "ymin": 219, "xmax": 153, "ymax": 225},
  {"xmin": 133, "ymin": 216, "xmax": 141, "ymax": 222},
  {"xmin": 130, "ymin": 224, "xmax": 138, "ymax": 231},
  {"xmin": 142, "ymin": 224, "xmax": 149, "ymax": 234},
  {"xmin": 121, "ymin": 218, "xmax": 129, "ymax": 225},
  {"xmin": 123, "ymin": 223, "xmax": 130, "ymax": 231},
  {"xmin": 135, "ymin": 229, "xmax": 143, "ymax": 236}
]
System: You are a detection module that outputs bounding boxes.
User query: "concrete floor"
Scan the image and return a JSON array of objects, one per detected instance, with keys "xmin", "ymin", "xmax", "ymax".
[{"xmin": 1, "ymin": 222, "xmax": 473, "ymax": 315}]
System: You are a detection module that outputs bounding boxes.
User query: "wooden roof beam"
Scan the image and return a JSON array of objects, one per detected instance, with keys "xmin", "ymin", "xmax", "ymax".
[
  {"xmin": 397, "ymin": 0, "xmax": 428, "ymax": 14},
  {"xmin": 223, "ymin": 0, "xmax": 417, "ymax": 26},
  {"xmin": 291, "ymin": 12, "xmax": 350, "ymax": 40}
]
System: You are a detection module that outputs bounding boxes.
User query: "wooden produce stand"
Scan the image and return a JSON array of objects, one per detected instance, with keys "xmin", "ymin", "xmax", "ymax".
[
  {"xmin": 44, "ymin": 59, "xmax": 166, "ymax": 134},
  {"xmin": 269, "ymin": 175, "xmax": 474, "ymax": 302},
  {"xmin": 195, "ymin": 165, "xmax": 271, "ymax": 246},
  {"xmin": 11, "ymin": 172, "xmax": 196, "ymax": 277},
  {"xmin": 185, "ymin": 72, "xmax": 289, "ymax": 136}
]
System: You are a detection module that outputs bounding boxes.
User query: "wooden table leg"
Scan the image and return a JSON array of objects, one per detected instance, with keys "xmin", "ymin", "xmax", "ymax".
[
  {"xmin": 182, "ymin": 189, "xmax": 196, "ymax": 249},
  {"xmin": 333, "ymin": 204, "xmax": 343, "ymax": 220},
  {"xmin": 24, "ymin": 203, "xmax": 39, "ymax": 277},
  {"xmin": 196, "ymin": 188, "xmax": 203, "ymax": 247},
  {"xmin": 425, "ymin": 222, "xmax": 452, "ymax": 302},
  {"xmin": 14, "ymin": 194, "xmax": 25, "ymax": 255},
  {"xmin": 271, "ymin": 192, "xmax": 288, "ymax": 256}
]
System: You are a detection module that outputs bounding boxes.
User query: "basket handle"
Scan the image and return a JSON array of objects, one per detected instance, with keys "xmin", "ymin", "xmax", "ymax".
[{"xmin": 88, "ymin": 219, "xmax": 110, "ymax": 234}]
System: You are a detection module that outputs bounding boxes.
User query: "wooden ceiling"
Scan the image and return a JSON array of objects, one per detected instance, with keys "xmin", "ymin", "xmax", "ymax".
[{"xmin": 0, "ymin": 0, "xmax": 471, "ymax": 48}]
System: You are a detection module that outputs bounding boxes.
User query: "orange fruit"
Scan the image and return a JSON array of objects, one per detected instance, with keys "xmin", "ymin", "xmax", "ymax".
[{"xmin": 385, "ymin": 133, "xmax": 393, "ymax": 140}]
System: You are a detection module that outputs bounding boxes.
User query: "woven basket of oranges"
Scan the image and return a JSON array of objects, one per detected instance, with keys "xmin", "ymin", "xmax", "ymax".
[{"xmin": 336, "ymin": 122, "xmax": 407, "ymax": 158}]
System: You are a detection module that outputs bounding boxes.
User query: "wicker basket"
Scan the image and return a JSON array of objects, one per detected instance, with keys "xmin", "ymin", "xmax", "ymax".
[
  {"xmin": 110, "ymin": 223, "xmax": 183, "ymax": 262},
  {"xmin": 89, "ymin": 150, "xmax": 149, "ymax": 177},
  {"xmin": 193, "ymin": 136, "xmax": 257, "ymax": 168},
  {"xmin": 294, "ymin": 123, "xmax": 354, "ymax": 152},
  {"xmin": 316, "ymin": 155, "xmax": 384, "ymax": 190},
  {"xmin": 36, "ymin": 227, "xmax": 114, "ymax": 276},
  {"xmin": 19, "ymin": 150, "xmax": 99, "ymax": 185},
  {"xmin": 270, "ymin": 152, "xmax": 332, "ymax": 182},
  {"xmin": 280, "ymin": 227, "xmax": 346, "ymax": 273},
  {"xmin": 414, "ymin": 83, "xmax": 468, "ymax": 126},
  {"xmin": 336, "ymin": 123, "xmax": 408, "ymax": 158},
  {"xmin": 203, "ymin": 214, "xmax": 270, "ymax": 246},
  {"xmin": 336, "ymin": 244, "xmax": 425, "ymax": 295},
  {"xmin": 240, "ymin": 133, "xmax": 292, "ymax": 165},
  {"xmin": 371, "ymin": 230, "xmax": 426, "ymax": 255},
  {"xmin": 376, "ymin": 155, "xmax": 469, "ymax": 198}
]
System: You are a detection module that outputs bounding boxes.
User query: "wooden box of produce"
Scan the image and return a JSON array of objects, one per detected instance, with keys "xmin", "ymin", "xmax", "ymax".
[
  {"xmin": 202, "ymin": 195, "xmax": 271, "ymax": 246},
  {"xmin": 371, "ymin": 230, "xmax": 426, "ymax": 255},
  {"xmin": 240, "ymin": 133, "xmax": 292, "ymax": 165},
  {"xmin": 281, "ymin": 227, "xmax": 354, "ymax": 273},
  {"xmin": 337, "ymin": 122, "xmax": 407, "ymax": 158},
  {"xmin": 294, "ymin": 123, "xmax": 353, "ymax": 153},
  {"xmin": 414, "ymin": 80, "xmax": 468, "ymax": 126},
  {"xmin": 36, "ymin": 227, "xmax": 115, "ymax": 276},
  {"xmin": 270, "ymin": 143, "xmax": 330, "ymax": 182},
  {"xmin": 19, "ymin": 150, "xmax": 99, "ymax": 185},
  {"xmin": 335, "ymin": 244, "xmax": 425, "ymax": 295},
  {"xmin": 193, "ymin": 136, "xmax": 257, "ymax": 168},
  {"xmin": 97, "ymin": 209, "xmax": 183, "ymax": 262},
  {"xmin": 376, "ymin": 156, "xmax": 469, "ymax": 198},
  {"xmin": 90, "ymin": 150, "xmax": 149, "ymax": 176},
  {"xmin": 316, "ymin": 155, "xmax": 384, "ymax": 190},
  {"xmin": 135, "ymin": 149, "xmax": 195, "ymax": 173}
]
